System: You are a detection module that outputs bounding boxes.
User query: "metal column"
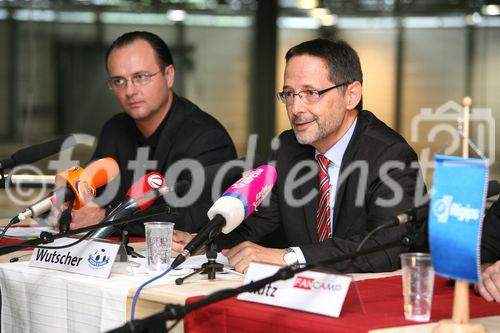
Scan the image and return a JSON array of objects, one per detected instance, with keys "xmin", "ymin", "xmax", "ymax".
[{"xmin": 249, "ymin": 0, "xmax": 278, "ymax": 159}]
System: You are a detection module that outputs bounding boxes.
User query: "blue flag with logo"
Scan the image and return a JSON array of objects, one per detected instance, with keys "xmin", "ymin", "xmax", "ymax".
[{"xmin": 429, "ymin": 155, "xmax": 488, "ymax": 283}]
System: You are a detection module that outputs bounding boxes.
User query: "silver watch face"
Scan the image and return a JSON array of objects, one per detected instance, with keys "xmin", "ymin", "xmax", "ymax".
[{"xmin": 284, "ymin": 251, "xmax": 298, "ymax": 265}]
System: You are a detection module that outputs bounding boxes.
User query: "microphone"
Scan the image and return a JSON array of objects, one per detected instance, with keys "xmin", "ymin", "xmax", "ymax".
[
  {"xmin": 394, "ymin": 179, "xmax": 500, "ymax": 226},
  {"xmin": 14, "ymin": 157, "xmax": 119, "ymax": 223},
  {"xmin": 0, "ymin": 135, "xmax": 77, "ymax": 170},
  {"xmin": 487, "ymin": 180, "xmax": 500, "ymax": 198},
  {"xmin": 90, "ymin": 172, "xmax": 166, "ymax": 239},
  {"xmin": 89, "ymin": 174, "xmax": 192, "ymax": 239},
  {"xmin": 171, "ymin": 165, "xmax": 277, "ymax": 269}
]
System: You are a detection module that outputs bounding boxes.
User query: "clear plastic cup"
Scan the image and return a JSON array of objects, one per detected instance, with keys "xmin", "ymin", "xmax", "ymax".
[
  {"xmin": 145, "ymin": 222, "xmax": 174, "ymax": 271},
  {"xmin": 400, "ymin": 252, "xmax": 435, "ymax": 322}
]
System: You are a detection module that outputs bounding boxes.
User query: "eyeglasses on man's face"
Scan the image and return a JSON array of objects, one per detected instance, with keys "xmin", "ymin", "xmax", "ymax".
[
  {"xmin": 276, "ymin": 82, "xmax": 349, "ymax": 105},
  {"xmin": 107, "ymin": 70, "xmax": 162, "ymax": 90}
]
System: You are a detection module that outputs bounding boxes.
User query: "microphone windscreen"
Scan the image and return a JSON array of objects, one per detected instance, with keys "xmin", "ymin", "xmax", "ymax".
[
  {"xmin": 487, "ymin": 180, "xmax": 500, "ymax": 198},
  {"xmin": 85, "ymin": 157, "xmax": 119, "ymax": 189},
  {"xmin": 54, "ymin": 165, "xmax": 86, "ymax": 206}
]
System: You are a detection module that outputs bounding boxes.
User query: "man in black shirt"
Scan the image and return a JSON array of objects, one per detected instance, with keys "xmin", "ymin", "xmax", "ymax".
[{"xmin": 70, "ymin": 31, "xmax": 236, "ymax": 235}]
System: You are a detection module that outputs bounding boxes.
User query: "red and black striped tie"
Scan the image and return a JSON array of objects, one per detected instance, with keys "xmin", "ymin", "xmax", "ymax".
[{"xmin": 316, "ymin": 154, "xmax": 331, "ymax": 241}]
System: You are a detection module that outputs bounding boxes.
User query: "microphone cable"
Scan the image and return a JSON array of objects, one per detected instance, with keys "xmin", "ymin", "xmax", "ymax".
[
  {"xmin": 354, "ymin": 221, "xmax": 396, "ymax": 254},
  {"xmin": 0, "ymin": 216, "xmax": 21, "ymax": 243},
  {"xmin": 5, "ymin": 231, "xmax": 94, "ymax": 263},
  {"xmin": 130, "ymin": 265, "xmax": 174, "ymax": 321},
  {"xmin": 3, "ymin": 231, "xmax": 93, "ymax": 251}
]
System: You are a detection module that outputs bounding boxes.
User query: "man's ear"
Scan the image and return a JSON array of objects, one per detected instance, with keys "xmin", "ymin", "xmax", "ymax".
[
  {"xmin": 345, "ymin": 81, "xmax": 362, "ymax": 110},
  {"xmin": 164, "ymin": 64, "xmax": 175, "ymax": 89}
]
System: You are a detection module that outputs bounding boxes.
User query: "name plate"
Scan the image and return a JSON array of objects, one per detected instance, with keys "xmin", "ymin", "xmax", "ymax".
[
  {"xmin": 237, "ymin": 262, "xmax": 352, "ymax": 318},
  {"xmin": 29, "ymin": 237, "xmax": 121, "ymax": 278}
]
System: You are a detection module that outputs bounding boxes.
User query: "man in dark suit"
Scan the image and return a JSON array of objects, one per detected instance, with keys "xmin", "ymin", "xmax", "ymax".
[
  {"xmin": 70, "ymin": 31, "xmax": 236, "ymax": 235},
  {"xmin": 173, "ymin": 38, "xmax": 424, "ymax": 273},
  {"xmin": 477, "ymin": 197, "xmax": 500, "ymax": 301}
]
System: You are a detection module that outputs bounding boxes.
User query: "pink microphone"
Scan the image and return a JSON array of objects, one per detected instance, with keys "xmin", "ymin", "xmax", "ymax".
[
  {"xmin": 208, "ymin": 164, "xmax": 277, "ymax": 234},
  {"xmin": 171, "ymin": 165, "xmax": 277, "ymax": 268}
]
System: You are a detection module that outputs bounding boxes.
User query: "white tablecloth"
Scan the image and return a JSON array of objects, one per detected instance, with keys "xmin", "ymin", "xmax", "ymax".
[
  {"xmin": 0, "ymin": 253, "xmax": 236, "ymax": 333},
  {"xmin": 0, "ymin": 261, "xmax": 171, "ymax": 333}
]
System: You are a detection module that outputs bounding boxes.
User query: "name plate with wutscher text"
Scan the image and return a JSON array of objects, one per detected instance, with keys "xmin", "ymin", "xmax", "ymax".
[
  {"xmin": 29, "ymin": 237, "xmax": 121, "ymax": 278},
  {"xmin": 237, "ymin": 262, "xmax": 352, "ymax": 318}
]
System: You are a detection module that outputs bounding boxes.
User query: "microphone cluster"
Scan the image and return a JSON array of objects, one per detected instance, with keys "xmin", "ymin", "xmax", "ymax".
[
  {"xmin": 5, "ymin": 145, "xmax": 279, "ymax": 252},
  {"xmin": 5, "ymin": 136, "xmax": 497, "ymax": 270},
  {"xmin": 14, "ymin": 157, "xmax": 119, "ymax": 223}
]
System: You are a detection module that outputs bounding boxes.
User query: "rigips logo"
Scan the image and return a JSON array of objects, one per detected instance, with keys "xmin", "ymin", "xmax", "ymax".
[{"xmin": 432, "ymin": 195, "xmax": 480, "ymax": 223}]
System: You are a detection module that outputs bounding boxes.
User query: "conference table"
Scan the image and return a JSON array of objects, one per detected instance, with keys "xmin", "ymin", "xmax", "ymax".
[{"xmin": 0, "ymin": 228, "xmax": 499, "ymax": 332}]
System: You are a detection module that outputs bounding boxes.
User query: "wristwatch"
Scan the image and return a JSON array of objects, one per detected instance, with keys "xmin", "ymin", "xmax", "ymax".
[{"xmin": 283, "ymin": 247, "xmax": 299, "ymax": 266}]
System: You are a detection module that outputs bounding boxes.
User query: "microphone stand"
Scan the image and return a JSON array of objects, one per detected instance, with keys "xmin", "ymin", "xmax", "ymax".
[
  {"xmin": 0, "ymin": 210, "xmax": 168, "ymax": 256},
  {"xmin": 0, "ymin": 167, "xmax": 6, "ymax": 189},
  {"xmin": 121, "ymin": 228, "xmax": 144, "ymax": 258},
  {"xmin": 107, "ymin": 227, "xmax": 418, "ymax": 333},
  {"xmin": 174, "ymin": 242, "xmax": 224, "ymax": 285},
  {"xmin": 58, "ymin": 199, "xmax": 75, "ymax": 234}
]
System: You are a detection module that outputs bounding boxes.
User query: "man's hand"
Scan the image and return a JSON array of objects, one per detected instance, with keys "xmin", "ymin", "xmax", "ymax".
[
  {"xmin": 172, "ymin": 230, "xmax": 193, "ymax": 257},
  {"xmin": 476, "ymin": 261, "xmax": 500, "ymax": 302},
  {"xmin": 222, "ymin": 241, "xmax": 286, "ymax": 274},
  {"xmin": 69, "ymin": 202, "xmax": 106, "ymax": 230}
]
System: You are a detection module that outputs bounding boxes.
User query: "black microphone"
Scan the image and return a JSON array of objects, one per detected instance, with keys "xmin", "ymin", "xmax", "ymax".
[
  {"xmin": 394, "ymin": 179, "xmax": 500, "ymax": 226},
  {"xmin": 487, "ymin": 180, "xmax": 500, "ymax": 198},
  {"xmin": 0, "ymin": 135, "xmax": 77, "ymax": 171}
]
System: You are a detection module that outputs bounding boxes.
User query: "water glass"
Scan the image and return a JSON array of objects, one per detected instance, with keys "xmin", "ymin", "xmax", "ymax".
[
  {"xmin": 145, "ymin": 222, "xmax": 174, "ymax": 271},
  {"xmin": 400, "ymin": 252, "xmax": 435, "ymax": 322}
]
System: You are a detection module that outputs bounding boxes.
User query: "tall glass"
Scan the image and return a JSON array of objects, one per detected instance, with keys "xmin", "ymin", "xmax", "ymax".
[
  {"xmin": 400, "ymin": 252, "xmax": 435, "ymax": 322},
  {"xmin": 145, "ymin": 222, "xmax": 174, "ymax": 271}
]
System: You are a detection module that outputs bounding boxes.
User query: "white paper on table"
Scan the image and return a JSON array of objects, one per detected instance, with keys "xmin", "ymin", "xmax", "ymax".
[{"xmin": 129, "ymin": 253, "xmax": 231, "ymax": 269}]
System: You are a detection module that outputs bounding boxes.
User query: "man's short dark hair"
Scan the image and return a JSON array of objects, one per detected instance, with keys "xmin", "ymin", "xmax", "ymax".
[
  {"xmin": 105, "ymin": 31, "xmax": 174, "ymax": 72},
  {"xmin": 286, "ymin": 38, "xmax": 363, "ymax": 111}
]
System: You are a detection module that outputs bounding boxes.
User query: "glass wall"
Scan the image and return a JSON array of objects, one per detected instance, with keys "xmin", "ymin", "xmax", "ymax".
[{"xmin": 0, "ymin": 9, "xmax": 499, "ymax": 219}]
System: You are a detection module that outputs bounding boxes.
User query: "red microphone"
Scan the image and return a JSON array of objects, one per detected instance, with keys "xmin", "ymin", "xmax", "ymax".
[
  {"xmin": 125, "ymin": 172, "xmax": 165, "ymax": 211},
  {"xmin": 89, "ymin": 172, "xmax": 166, "ymax": 239}
]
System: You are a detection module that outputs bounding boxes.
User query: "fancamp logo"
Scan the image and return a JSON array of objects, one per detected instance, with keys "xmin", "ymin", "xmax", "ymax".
[
  {"xmin": 432, "ymin": 195, "xmax": 480, "ymax": 223},
  {"xmin": 147, "ymin": 173, "xmax": 164, "ymax": 189},
  {"xmin": 87, "ymin": 248, "xmax": 110, "ymax": 269},
  {"xmin": 293, "ymin": 276, "xmax": 342, "ymax": 292}
]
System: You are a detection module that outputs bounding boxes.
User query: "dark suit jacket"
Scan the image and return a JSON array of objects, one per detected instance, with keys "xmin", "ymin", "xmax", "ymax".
[
  {"xmin": 481, "ymin": 198, "xmax": 500, "ymax": 262},
  {"xmin": 220, "ymin": 110, "xmax": 425, "ymax": 273},
  {"xmin": 92, "ymin": 94, "xmax": 237, "ymax": 235}
]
